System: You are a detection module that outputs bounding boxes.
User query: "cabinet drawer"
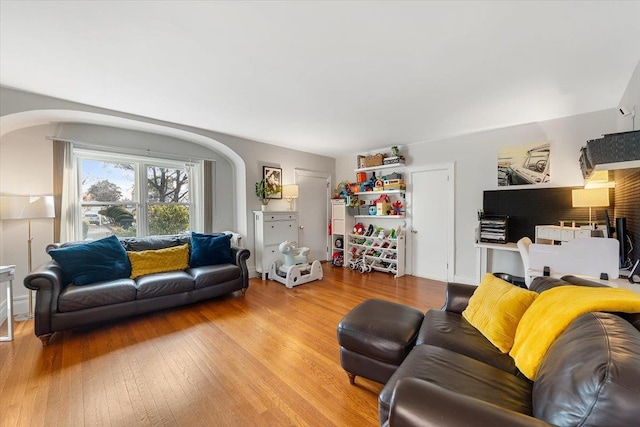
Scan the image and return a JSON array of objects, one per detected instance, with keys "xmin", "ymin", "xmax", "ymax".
[
  {"xmin": 263, "ymin": 245, "xmax": 281, "ymax": 267},
  {"xmin": 264, "ymin": 213, "xmax": 297, "ymax": 221},
  {"xmin": 561, "ymin": 229, "xmax": 575, "ymax": 241},
  {"xmin": 332, "ymin": 206, "xmax": 345, "ymax": 220},
  {"xmin": 548, "ymin": 228, "xmax": 563, "ymax": 241},
  {"xmin": 264, "ymin": 221, "xmax": 297, "ymax": 243},
  {"xmin": 333, "ymin": 219, "xmax": 345, "ymax": 235},
  {"xmin": 575, "ymin": 229, "xmax": 593, "ymax": 238},
  {"xmin": 536, "ymin": 227, "xmax": 551, "ymax": 240}
]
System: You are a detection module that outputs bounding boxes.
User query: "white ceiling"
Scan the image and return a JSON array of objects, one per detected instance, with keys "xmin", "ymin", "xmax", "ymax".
[{"xmin": 1, "ymin": 1, "xmax": 639, "ymax": 157}]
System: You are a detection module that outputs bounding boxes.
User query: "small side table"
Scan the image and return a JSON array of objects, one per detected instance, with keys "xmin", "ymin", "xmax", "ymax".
[{"xmin": 0, "ymin": 265, "xmax": 16, "ymax": 342}]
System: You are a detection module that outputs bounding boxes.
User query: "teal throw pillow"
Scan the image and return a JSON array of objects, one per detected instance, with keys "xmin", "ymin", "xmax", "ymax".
[
  {"xmin": 189, "ymin": 232, "xmax": 233, "ymax": 268},
  {"xmin": 49, "ymin": 235, "xmax": 131, "ymax": 286}
]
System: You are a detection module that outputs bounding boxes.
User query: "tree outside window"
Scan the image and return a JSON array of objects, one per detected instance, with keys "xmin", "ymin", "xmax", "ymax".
[{"xmin": 78, "ymin": 156, "xmax": 195, "ymax": 240}]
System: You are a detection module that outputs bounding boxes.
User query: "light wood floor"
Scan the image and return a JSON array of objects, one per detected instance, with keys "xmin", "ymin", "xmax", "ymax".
[{"xmin": 0, "ymin": 265, "xmax": 446, "ymax": 427}]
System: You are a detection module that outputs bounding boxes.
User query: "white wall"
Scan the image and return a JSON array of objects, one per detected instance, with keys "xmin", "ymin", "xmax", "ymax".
[
  {"xmin": 336, "ymin": 109, "xmax": 619, "ymax": 284},
  {"xmin": 0, "ymin": 124, "xmax": 56, "ymax": 316},
  {"xmin": 616, "ymin": 59, "xmax": 640, "ymax": 132}
]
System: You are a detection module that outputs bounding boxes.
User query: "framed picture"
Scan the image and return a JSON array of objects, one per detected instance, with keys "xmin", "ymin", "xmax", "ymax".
[
  {"xmin": 263, "ymin": 166, "xmax": 282, "ymax": 199},
  {"xmin": 497, "ymin": 142, "xmax": 550, "ymax": 187}
]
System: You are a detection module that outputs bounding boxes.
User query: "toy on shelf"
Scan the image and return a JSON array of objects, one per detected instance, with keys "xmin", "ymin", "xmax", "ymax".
[
  {"xmin": 268, "ymin": 241, "xmax": 323, "ymax": 288},
  {"xmin": 332, "ymin": 251, "xmax": 344, "ymax": 267},
  {"xmin": 353, "ymin": 222, "xmax": 366, "ymax": 235},
  {"xmin": 392, "ymin": 200, "xmax": 403, "ymax": 215},
  {"xmin": 334, "ymin": 181, "xmax": 352, "ymax": 199}
]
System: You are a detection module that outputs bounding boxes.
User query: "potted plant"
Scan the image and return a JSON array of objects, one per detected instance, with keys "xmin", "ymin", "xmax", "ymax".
[{"xmin": 255, "ymin": 179, "xmax": 280, "ymax": 211}]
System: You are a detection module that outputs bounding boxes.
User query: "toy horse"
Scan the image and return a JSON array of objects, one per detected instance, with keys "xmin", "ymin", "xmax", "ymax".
[
  {"xmin": 268, "ymin": 241, "xmax": 323, "ymax": 288},
  {"xmin": 279, "ymin": 241, "xmax": 310, "ymax": 273}
]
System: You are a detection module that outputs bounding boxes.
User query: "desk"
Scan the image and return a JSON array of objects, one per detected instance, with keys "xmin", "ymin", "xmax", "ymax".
[
  {"xmin": 0, "ymin": 265, "xmax": 16, "ymax": 342},
  {"xmin": 528, "ymin": 269, "xmax": 640, "ymax": 295},
  {"xmin": 474, "ymin": 242, "xmax": 519, "ymax": 283}
]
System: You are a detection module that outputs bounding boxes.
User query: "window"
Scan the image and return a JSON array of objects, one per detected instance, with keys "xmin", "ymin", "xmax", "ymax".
[{"xmin": 75, "ymin": 150, "xmax": 200, "ymax": 240}]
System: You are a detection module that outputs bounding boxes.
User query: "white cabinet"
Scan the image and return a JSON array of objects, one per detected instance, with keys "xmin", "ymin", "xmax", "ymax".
[
  {"xmin": 254, "ymin": 211, "xmax": 298, "ymax": 279},
  {"xmin": 535, "ymin": 225, "xmax": 594, "ymax": 244},
  {"xmin": 331, "ymin": 199, "xmax": 353, "ymax": 267}
]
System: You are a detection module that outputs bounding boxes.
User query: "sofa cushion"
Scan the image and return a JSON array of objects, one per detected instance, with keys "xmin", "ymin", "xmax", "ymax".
[
  {"xmin": 127, "ymin": 244, "xmax": 189, "ymax": 279},
  {"xmin": 134, "ymin": 271, "xmax": 195, "ymax": 300},
  {"xmin": 58, "ymin": 278, "xmax": 137, "ymax": 312},
  {"xmin": 379, "ymin": 344, "xmax": 533, "ymax": 425},
  {"xmin": 189, "ymin": 232, "xmax": 233, "ymax": 268},
  {"xmin": 417, "ymin": 310, "xmax": 518, "ymax": 374},
  {"xmin": 533, "ymin": 312, "xmax": 640, "ymax": 427},
  {"xmin": 121, "ymin": 234, "xmax": 189, "ymax": 251},
  {"xmin": 463, "ymin": 273, "xmax": 538, "ymax": 353},
  {"xmin": 187, "ymin": 264, "xmax": 241, "ymax": 289},
  {"xmin": 49, "ymin": 235, "xmax": 131, "ymax": 286}
]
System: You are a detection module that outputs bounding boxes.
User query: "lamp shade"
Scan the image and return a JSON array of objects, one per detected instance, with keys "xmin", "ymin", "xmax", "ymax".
[
  {"xmin": 571, "ymin": 188, "xmax": 609, "ymax": 208},
  {"xmin": 282, "ymin": 185, "xmax": 299, "ymax": 199},
  {"xmin": 0, "ymin": 195, "xmax": 55, "ymax": 219}
]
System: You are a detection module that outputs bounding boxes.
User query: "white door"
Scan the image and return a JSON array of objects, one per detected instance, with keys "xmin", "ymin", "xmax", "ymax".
[
  {"xmin": 410, "ymin": 164, "xmax": 455, "ymax": 282},
  {"xmin": 294, "ymin": 169, "xmax": 331, "ymax": 261}
]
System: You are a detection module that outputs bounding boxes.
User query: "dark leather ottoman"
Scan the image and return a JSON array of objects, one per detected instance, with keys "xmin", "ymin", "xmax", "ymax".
[{"xmin": 337, "ymin": 299, "xmax": 424, "ymax": 384}]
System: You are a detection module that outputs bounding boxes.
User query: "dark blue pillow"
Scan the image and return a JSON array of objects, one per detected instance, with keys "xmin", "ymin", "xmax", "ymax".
[
  {"xmin": 49, "ymin": 235, "xmax": 131, "ymax": 286},
  {"xmin": 189, "ymin": 232, "xmax": 233, "ymax": 268}
]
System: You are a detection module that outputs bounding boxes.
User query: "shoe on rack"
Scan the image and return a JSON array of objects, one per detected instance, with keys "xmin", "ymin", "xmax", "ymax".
[{"xmin": 365, "ymin": 224, "xmax": 374, "ymax": 236}]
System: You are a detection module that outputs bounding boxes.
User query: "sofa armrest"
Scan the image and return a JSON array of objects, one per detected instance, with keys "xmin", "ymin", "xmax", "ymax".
[
  {"xmin": 23, "ymin": 261, "xmax": 65, "ymax": 338},
  {"xmin": 388, "ymin": 378, "xmax": 550, "ymax": 427},
  {"xmin": 231, "ymin": 245, "xmax": 251, "ymax": 289},
  {"xmin": 442, "ymin": 282, "xmax": 476, "ymax": 313}
]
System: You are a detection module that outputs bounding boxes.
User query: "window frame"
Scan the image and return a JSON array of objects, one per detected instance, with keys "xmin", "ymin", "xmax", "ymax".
[{"xmin": 73, "ymin": 148, "xmax": 203, "ymax": 240}]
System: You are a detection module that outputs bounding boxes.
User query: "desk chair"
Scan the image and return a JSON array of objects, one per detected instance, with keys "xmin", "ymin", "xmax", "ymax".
[{"xmin": 517, "ymin": 237, "xmax": 533, "ymax": 287}]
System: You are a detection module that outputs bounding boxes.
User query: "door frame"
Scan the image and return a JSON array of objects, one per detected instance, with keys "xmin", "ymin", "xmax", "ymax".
[
  {"xmin": 406, "ymin": 162, "xmax": 456, "ymax": 282},
  {"xmin": 294, "ymin": 168, "xmax": 331, "ymax": 261}
]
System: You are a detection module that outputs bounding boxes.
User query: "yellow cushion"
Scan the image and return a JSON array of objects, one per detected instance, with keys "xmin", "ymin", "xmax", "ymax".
[
  {"xmin": 510, "ymin": 285, "xmax": 640, "ymax": 380},
  {"xmin": 462, "ymin": 273, "xmax": 538, "ymax": 353},
  {"xmin": 127, "ymin": 244, "xmax": 189, "ymax": 279}
]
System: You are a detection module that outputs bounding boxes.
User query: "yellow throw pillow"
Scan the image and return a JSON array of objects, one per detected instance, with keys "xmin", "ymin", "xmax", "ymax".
[
  {"xmin": 462, "ymin": 273, "xmax": 538, "ymax": 353},
  {"xmin": 127, "ymin": 244, "xmax": 189, "ymax": 279}
]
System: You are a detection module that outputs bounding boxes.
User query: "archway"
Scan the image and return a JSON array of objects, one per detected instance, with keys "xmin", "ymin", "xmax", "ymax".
[{"xmin": 0, "ymin": 110, "xmax": 247, "ymax": 237}]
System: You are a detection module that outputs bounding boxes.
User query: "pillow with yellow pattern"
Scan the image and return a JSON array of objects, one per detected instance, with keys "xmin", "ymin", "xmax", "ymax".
[
  {"xmin": 462, "ymin": 273, "xmax": 538, "ymax": 353},
  {"xmin": 127, "ymin": 244, "xmax": 189, "ymax": 279}
]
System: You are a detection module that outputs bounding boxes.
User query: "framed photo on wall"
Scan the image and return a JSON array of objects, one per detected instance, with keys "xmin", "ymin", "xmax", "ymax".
[
  {"xmin": 497, "ymin": 142, "xmax": 550, "ymax": 187},
  {"xmin": 263, "ymin": 166, "xmax": 282, "ymax": 199}
]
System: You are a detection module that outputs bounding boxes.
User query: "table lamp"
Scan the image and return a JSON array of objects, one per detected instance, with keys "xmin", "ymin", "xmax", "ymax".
[
  {"xmin": 0, "ymin": 195, "xmax": 55, "ymax": 320},
  {"xmin": 571, "ymin": 188, "xmax": 609, "ymax": 228},
  {"xmin": 282, "ymin": 185, "xmax": 299, "ymax": 211}
]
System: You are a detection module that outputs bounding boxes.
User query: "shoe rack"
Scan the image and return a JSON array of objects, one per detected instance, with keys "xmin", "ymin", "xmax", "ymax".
[{"xmin": 347, "ymin": 223, "xmax": 405, "ymax": 277}]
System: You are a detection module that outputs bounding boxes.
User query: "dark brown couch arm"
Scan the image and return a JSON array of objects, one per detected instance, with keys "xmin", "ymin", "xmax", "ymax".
[
  {"xmin": 23, "ymin": 261, "xmax": 65, "ymax": 338},
  {"xmin": 231, "ymin": 245, "xmax": 250, "ymax": 290},
  {"xmin": 387, "ymin": 378, "xmax": 550, "ymax": 427},
  {"xmin": 442, "ymin": 282, "xmax": 476, "ymax": 314}
]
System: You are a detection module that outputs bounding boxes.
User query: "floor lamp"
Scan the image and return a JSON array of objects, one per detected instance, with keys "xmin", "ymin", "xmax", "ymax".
[{"xmin": 0, "ymin": 195, "xmax": 55, "ymax": 321}]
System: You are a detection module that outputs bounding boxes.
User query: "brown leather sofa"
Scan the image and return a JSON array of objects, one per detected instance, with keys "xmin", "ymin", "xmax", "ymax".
[
  {"xmin": 379, "ymin": 276, "xmax": 640, "ymax": 427},
  {"xmin": 24, "ymin": 234, "xmax": 250, "ymax": 346}
]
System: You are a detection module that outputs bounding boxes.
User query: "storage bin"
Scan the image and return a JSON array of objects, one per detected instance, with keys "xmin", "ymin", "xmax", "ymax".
[{"xmin": 363, "ymin": 154, "xmax": 384, "ymax": 167}]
